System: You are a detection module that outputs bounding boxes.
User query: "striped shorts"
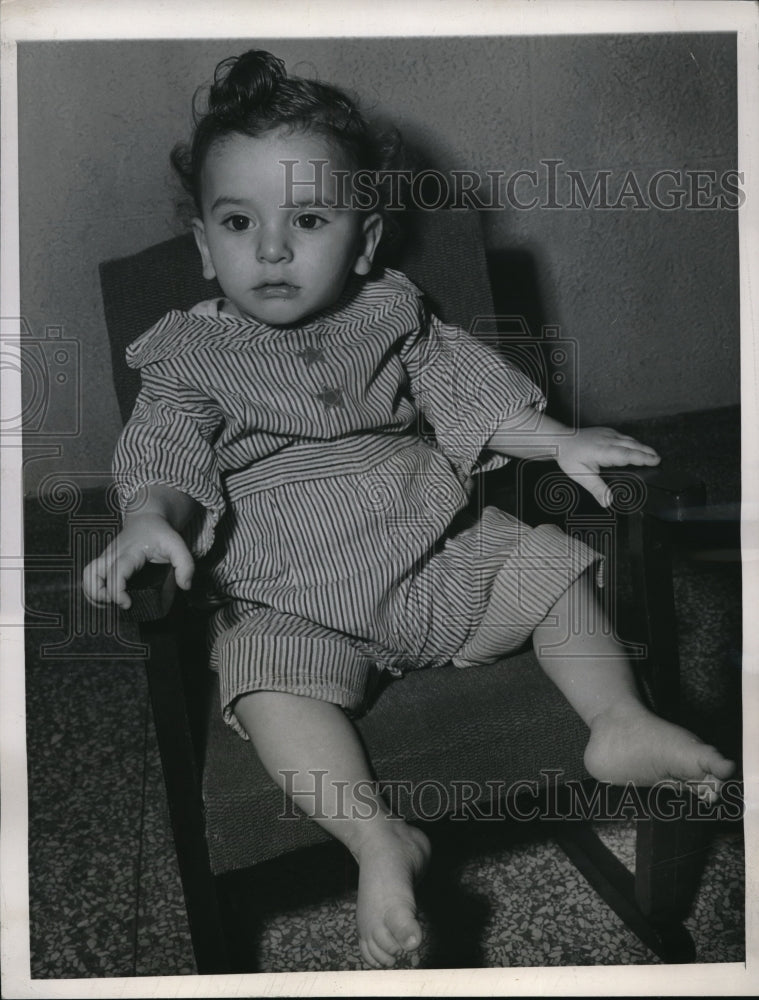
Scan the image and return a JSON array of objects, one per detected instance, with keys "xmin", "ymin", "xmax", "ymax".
[{"xmin": 205, "ymin": 493, "xmax": 602, "ymax": 740}]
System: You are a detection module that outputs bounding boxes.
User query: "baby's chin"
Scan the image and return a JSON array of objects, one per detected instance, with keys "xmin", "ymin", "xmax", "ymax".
[
  {"xmin": 222, "ymin": 295, "xmax": 341, "ymax": 328},
  {"xmin": 222, "ymin": 273, "xmax": 366, "ymax": 328},
  {"xmin": 219, "ymin": 299, "xmax": 306, "ymax": 327}
]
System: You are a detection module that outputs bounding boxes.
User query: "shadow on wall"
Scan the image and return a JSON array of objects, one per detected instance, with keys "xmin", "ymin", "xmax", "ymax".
[
  {"xmin": 377, "ymin": 120, "xmax": 576, "ymax": 428},
  {"xmin": 487, "ymin": 247, "xmax": 575, "ymax": 428}
]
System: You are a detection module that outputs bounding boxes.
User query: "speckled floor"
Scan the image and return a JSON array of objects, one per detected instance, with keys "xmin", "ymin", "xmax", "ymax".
[{"xmin": 22, "ymin": 407, "xmax": 745, "ymax": 979}]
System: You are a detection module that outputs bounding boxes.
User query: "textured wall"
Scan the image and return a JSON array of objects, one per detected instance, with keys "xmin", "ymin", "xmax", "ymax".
[{"xmin": 17, "ymin": 34, "xmax": 739, "ymax": 492}]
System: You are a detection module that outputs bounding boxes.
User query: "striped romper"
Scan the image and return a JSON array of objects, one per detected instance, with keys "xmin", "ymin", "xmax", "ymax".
[{"xmin": 114, "ymin": 268, "xmax": 600, "ymax": 738}]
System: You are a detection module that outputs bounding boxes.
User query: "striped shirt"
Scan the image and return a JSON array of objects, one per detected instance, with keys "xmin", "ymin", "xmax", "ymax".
[{"xmin": 113, "ymin": 267, "xmax": 546, "ymax": 559}]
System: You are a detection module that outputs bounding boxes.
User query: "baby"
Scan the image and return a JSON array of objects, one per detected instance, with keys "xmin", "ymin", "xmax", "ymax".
[{"xmin": 84, "ymin": 50, "xmax": 734, "ymax": 969}]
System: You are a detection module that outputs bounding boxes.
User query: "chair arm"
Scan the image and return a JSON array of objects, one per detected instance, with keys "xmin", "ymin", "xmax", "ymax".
[
  {"xmin": 121, "ymin": 562, "xmax": 177, "ymax": 623},
  {"xmin": 486, "ymin": 458, "xmax": 709, "ymax": 526},
  {"xmin": 603, "ymin": 465, "xmax": 707, "ymax": 522}
]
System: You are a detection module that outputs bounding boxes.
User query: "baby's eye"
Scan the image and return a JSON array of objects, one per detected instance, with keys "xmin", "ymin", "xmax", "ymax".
[
  {"xmin": 223, "ymin": 215, "xmax": 252, "ymax": 232},
  {"xmin": 294, "ymin": 214, "xmax": 326, "ymax": 230}
]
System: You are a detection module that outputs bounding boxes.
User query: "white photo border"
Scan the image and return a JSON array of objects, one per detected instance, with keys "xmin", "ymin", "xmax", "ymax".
[{"xmin": 1, "ymin": 1, "xmax": 757, "ymax": 997}]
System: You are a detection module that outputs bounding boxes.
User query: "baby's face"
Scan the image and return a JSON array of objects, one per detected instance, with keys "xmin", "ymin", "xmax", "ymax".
[{"xmin": 193, "ymin": 128, "xmax": 381, "ymax": 326}]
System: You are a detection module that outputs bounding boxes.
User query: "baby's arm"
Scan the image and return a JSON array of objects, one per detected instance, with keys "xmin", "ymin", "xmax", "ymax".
[
  {"xmin": 83, "ymin": 484, "xmax": 199, "ymax": 610},
  {"xmin": 486, "ymin": 406, "xmax": 660, "ymax": 508}
]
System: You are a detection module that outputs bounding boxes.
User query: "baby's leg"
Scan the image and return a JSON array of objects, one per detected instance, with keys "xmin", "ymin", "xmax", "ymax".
[
  {"xmin": 533, "ymin": 570, "xmax": 735, "ymax": 799},
  {"xmin": 233, "ymin": 691, "xmax": 430, "ymax": 968}
]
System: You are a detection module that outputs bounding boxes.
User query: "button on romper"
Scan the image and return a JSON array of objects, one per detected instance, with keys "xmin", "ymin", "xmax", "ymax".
[{"xmin": 114, "ymin": 269, "xmax": 601, "ymax": 738}]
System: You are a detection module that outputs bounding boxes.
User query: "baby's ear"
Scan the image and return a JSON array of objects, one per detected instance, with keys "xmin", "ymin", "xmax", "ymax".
[
  {"xmin": 353, "ymin": 213, "xmax": 383, "ymax": 276},
  {"xmin": 192, "ymin": 219, "xmax": 217, "ymax": 281}
]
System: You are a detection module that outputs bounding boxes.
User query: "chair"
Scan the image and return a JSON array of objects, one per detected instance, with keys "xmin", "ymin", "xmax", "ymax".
[{"xmin": 99, "ymin": 209, "xmax": 715, "ymax": 973}]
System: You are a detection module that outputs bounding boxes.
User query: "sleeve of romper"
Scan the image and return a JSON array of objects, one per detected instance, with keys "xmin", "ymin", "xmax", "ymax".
[
  {"xmin": 400, "ymin": 308, "xmax": 547, "ymax": 480},
  {"xmin": 112, "ymin": 362, "xmax": 225, "ymax": 558}
]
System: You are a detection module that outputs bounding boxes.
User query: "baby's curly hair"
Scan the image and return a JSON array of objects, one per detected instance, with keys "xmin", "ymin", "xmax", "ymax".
[{"xmin": 171, "ymin": 49, "xmax": 406, "ymax": 243}]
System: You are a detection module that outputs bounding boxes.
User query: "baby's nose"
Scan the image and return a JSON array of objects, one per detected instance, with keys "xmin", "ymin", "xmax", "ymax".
[{"xmin": 257, "ymin": 227, "xmax": 292, "ymax": 263}]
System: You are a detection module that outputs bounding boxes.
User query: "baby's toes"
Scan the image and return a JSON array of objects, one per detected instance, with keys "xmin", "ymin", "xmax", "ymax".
[
  {"xmin": 359, "ymin": 938, "xmax": 381, "ymax": 969},
  {"xmin": 690, "ymin": 763, "xmax": 735, "ymax": 804},
  {"xmin": 667, "ymin": 733, "xmax": 732, "ymax": 783},
  {"xmin": 701, "ymin": 748, "xmax": 736, "ymax": 781},
  {"xmin": 385, "ymin": 903, "xmax": 422, "ymax": 953},
  {"xmin": 687, "ymin": 773, "xmax": 726, "ymax": 806},
  {"xmin": 688, "ymin": 746, "xmax": 735, "ymax": 787},
  {"xmin": 676, "ymin": 744, "xmax": 734, "ymax": 803},
  {"xmin": 362, "ymin": 933, "xmax": 398, "ymax": 968}
]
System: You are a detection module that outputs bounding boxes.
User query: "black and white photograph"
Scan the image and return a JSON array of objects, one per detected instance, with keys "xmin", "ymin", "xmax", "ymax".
[{"xmin": 1, "ymin": 1, "xmax": 756, "ymax": 996}]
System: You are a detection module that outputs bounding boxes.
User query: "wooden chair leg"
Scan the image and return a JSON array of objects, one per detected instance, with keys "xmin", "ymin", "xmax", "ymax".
[
  {"xmin": 142, "ymin": 618, "xmax": 233, "ymax": 974},
  {"xmin": 634, "ymin": 789, "xmax": 711, "ymax": 925},
  {"xmin": 624, "ymin": 510, "xmax": 727, "ymax": 961},
  {"xmin": 627, "ymin": 510, "xmax": 681, "ymax": 720},
  {"xmin": 554, "ymin": 820, "xmax": 696, "ymax": 963}
]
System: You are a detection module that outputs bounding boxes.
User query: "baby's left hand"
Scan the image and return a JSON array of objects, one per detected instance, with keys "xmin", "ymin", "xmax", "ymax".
[{"xmin": 557, "ymin": 427, "xmax": 660, "ymax": 508}]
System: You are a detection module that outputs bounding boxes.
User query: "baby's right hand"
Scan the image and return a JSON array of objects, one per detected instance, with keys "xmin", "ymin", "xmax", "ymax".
[{"xmin": 82, "ymin": 514, "xmax": 194, "ymax": 610}]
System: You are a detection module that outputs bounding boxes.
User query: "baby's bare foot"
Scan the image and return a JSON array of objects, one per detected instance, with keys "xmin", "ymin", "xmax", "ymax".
[
  {"xmin": 353, "ymin": 816, "xmax": 430, "ymax": 969},
  {"xmin": 585, "ymin": 703, "xmax": 735, "ymax": 802},
  {"xmin": 584, "ymin": 702, "xmax": 735, "ymax": 802}
]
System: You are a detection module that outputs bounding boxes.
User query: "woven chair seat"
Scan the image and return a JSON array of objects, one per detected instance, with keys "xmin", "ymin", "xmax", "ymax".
[{"xmin": 203, "ymin": 650, "xmax": 590, "ymax": 872}]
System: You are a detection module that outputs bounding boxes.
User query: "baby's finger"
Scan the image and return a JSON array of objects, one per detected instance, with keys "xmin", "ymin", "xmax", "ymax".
[
  {"xmin": 614, "ymin": 436, "xmax": 661, "ymax": 460},
  {"xmin": 106, "ymin": 549, "xmax": 143, "ymax": 610},
  {"xmin": 602, "ymin": 444, "xmax": 659, "ymax": 468},
  {"xmin": 165, "ymin": 535, "xmax": 194, "ymax": 591},
  {"xmin": 617, "ymin": 447, "xmax": 661, "ymax": 466},
  {"xmin": 572, "ymin": 471, "xmax": 612, "ymax": 508},
  {"xmin": 82, "ymin": 556, "xmax": 112, "ymax": 606}
]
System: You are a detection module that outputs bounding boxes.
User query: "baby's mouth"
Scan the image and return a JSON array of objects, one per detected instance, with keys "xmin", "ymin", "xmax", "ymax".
[{"xmin": 253, "ymin": 282, "xmax": 299, "ymax": 299}]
